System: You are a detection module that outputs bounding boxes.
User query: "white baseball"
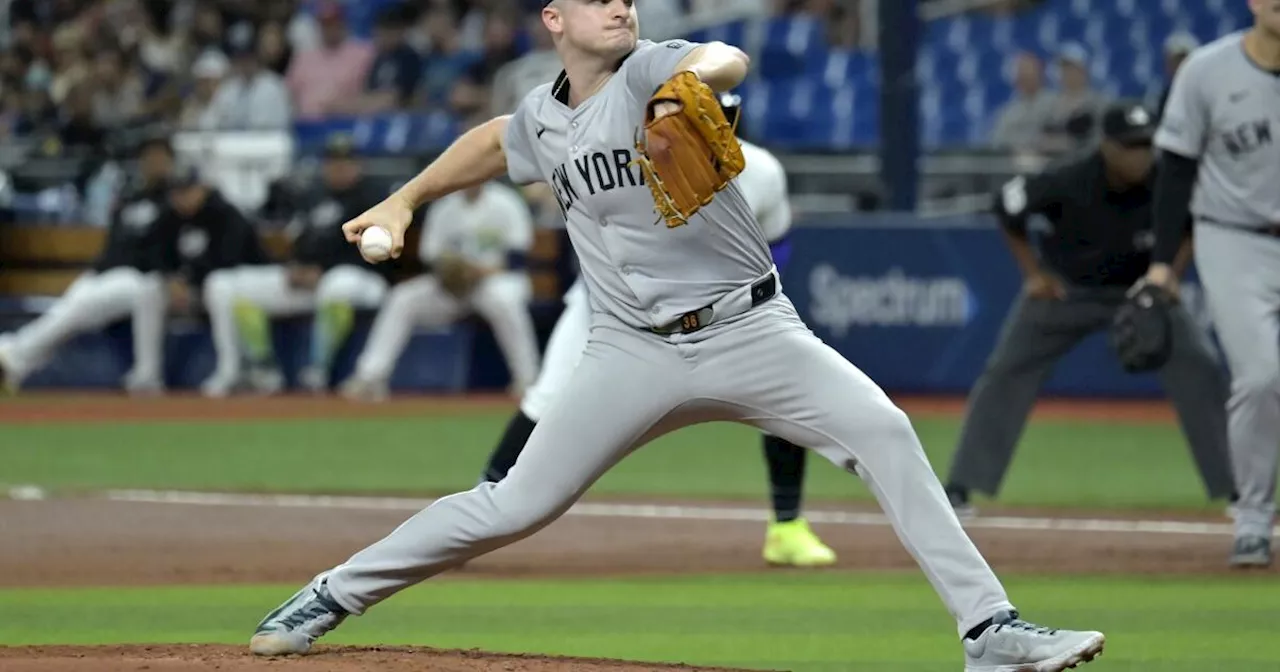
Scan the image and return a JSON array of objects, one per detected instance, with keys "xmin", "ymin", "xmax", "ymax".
[{"xmin": 360, "ymin": 226, "xmax": 393, "ymax": 262}]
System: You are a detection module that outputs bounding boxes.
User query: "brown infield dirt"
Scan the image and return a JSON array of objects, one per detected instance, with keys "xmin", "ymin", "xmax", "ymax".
[{"xmin": 0, "ymin": 394, "xmax": 1267, "ymax": 671}]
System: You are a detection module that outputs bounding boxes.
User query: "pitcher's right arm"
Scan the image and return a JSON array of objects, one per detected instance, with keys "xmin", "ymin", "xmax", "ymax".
[{"xmin": 342, "ymin": 116, "xmax": 518, "ymax": 259}]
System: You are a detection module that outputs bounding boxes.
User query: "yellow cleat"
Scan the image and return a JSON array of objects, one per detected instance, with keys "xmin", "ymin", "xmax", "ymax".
[{"xmin": 763, "ymin": 518, "xmax": 837, "ymax": 567}]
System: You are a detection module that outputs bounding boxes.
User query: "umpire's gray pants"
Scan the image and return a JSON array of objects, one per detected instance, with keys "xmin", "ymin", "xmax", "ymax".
[{"xmin": 947, "ymin": 289, "xmax": 1236, "ymax": 500}]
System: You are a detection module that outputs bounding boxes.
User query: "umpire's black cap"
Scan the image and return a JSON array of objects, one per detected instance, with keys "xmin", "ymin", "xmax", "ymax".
[{"xmin": 1101, "ymin": 102, "xmax": 1156, "ymax": 147}]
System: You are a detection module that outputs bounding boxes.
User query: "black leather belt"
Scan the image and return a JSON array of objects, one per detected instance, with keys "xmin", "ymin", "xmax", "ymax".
[
  {"xmin": 1199, "ymin": 217, "xmax": 1280, "ymax": 238},
  {"xmin": 650, "ymin": 274, "xmax": 778, "ymax": 335}
]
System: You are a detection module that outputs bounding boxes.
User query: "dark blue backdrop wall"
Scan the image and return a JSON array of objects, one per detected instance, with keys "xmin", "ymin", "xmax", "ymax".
[{"xmin": 782, "ymin": 213, "xmax": 1217, "ymax": 397}]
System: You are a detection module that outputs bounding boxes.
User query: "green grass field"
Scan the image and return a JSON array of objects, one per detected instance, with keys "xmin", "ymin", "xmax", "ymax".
[
  {"xmin": 2, "ymin": 575, "xmax": 1277, "ymax": 670},
  {"xmin": 0, "ymin": 410, "xmax": 1220, "ymax": 510},
  {"xmin": 1, "ymin": 408, "xmax": 1266, "ymax": 670}
]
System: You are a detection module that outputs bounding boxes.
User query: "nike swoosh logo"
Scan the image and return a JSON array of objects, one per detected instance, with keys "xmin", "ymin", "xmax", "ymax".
[{"xmin": 536, "ymin": 127, "xmax": 548, "ymax": 138}]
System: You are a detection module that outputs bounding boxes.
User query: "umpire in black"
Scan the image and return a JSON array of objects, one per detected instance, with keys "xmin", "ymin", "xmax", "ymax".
[{"xmin": 944, "ymin": 101, "xmax": 1236, "ymax": 514}]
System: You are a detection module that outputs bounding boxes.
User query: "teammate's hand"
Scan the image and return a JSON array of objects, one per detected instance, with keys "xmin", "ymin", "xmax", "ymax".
[
  {"xmin": 1142, "ymin": 263, "xmax": 1180, "ymax": 298},
  {"xmin": 1024, "ymin": 270, "xmax": 1067, "ymax": 300},
  {"xmin": 342, "ymin": 196, "xmax": 413, "ymax": 261}
]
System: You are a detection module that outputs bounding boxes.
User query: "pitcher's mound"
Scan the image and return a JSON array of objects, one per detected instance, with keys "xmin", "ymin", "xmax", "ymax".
[{"xmin": 0, "ymin": 645, "xmax": 768, "ymax": 671}]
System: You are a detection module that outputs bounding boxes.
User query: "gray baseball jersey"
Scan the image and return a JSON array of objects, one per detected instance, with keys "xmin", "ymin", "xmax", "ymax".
[
  {"xmin": 308, "ymin": 38, "xmax": 1029, "ymax": 650},
  {"xmin": 1157, "ymin": 31, "xmax": 1280, "ymax": 542},
  {"xmin": 1155, "ymin": 31, "xmax": 1280, "ymax": 227},
  {"xmin": 503, "ymin": 39, "xmax": 773, "ymax": 329}
]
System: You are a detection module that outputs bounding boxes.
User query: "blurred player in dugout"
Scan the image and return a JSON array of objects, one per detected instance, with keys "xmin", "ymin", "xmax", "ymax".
[
  {"xmin": 944, "ymin": 101, "xmax": 1237, "ymax": 515},
  {"xmin": 154, "ymin": 166, "xmax": 270, "ymax": 384},
  {"xmin": 0, "ymin": 136, "xmax": 173, "ymax": 394},
  {"xmin": 199, "ymin": 135, "xmax": 393, "ymax": 397},
  {"xmin": 339, "ymin": 163, "xmax": 541, "ymax": 401}
]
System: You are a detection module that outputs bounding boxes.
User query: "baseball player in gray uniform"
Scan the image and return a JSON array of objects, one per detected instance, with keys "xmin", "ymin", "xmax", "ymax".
[
  {"xmin": 1147, "ymin": 0, "xmax": 1280, "ymax": 567},
  {"xmin": 476, "ymin": 96, "xmax": 837, "ymax": 567},
  {"xmin": 249, "ymin": 2, "xmax": 1105, "ymax": 668}
]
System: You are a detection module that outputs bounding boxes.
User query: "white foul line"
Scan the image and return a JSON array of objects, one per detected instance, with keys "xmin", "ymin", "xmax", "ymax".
[{"xmin": 99, "ymin": 489, "xmax": 1276, "ymax": 538}]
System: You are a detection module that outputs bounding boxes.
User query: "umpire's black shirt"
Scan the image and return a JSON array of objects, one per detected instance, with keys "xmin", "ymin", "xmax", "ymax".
[
  {"xmin": 93, "ymin": 182, "xmax": 169, "ymax": 273},
  {"xmin": 155, "ymin": 190, "xmax": 268, "ymax": 289},
  {"xmin": 290, "ymin": 177, "xmax": 389, "ymax": 276},
  {"xmin": 994, "ymin": 150, "xmax": 1156, "ymax": 287}
]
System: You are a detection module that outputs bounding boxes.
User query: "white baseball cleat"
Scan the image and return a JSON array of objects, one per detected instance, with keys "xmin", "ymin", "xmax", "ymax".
[
  {"xmin": 338, "ymin": 376, "xmax": 389, "ymax": 403},
  {"xmin": 963, "ymin": 610, "xmax": 1104, "ymax": 672},
  {"xmin": 122, "ymin": 369, "xmax": 165, "ymax": 396},
  {"xmin": 249, "ymin": 573, "xmax": 349, "ymax": 656}
]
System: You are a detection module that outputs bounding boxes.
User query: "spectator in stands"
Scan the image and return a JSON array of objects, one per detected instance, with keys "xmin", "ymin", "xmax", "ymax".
[
  {"xmin": 449, "ymin": 10, "xmax": 521, "ymax": 116},
  {"xmin": 257, "ymin": 20, "xmax": 293, "ymax": 75},
  {"xmin": 48, "ymin": 24, "xmax": 89, "ymax": 106},
  {"xmin": 1040, "ymin": 43, "xmax": 1107, "ymax": 153},
  {"xmin": 178, "ymin": 49, "xmax": 229, "ymax": 130},
  {"xmin": 189, "ymin": 1, "xmax": 228, "ymax": 54},
  {"xmin": 1151, "ymin": 32, "xmax": 1199, "ymax": 120},
  {"xmin": 489, "ymin": 10, "xmax": 560, "ymax": 116},
  {"xmin": 208, "ymin": 32, "xmax": 291, "ymax": 130},
  {"xmin": 0, "ymin": 136, "xmax": 174, "ymax": 396},
  {"xmin": 414, "ymin": 1, "xmax": 475, "ymax": 111},
  {"xmin": 90, "ymin": 46, "xmax": 147, "ymax": 130},
  {"xmin": 129, "ymin": 1, "xmax": 190, "ymax": 76},
  {"xmin": 990, "ymin": 51, "xmax": 1056, "ymax": 152},
  {"xmin": 200, "ymin": 134, "xmax": 394, "ymax": 397},
  {"xmin": 334, "ymin": 4, "xmax": 421, "ymax": 115},
  {"xmin": 57, "ymin": 82, "xmax": 105, "ymax": 152},
  {"xmin": 285, "ymin": 1, "xmax": 374, "ymax": 120}
]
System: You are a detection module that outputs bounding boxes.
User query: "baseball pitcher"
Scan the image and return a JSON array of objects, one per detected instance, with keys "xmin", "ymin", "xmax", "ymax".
[
  {"xmin": 339, "ymin": 178, "xmax": 540, "ymax": 398},
  {"xmin": 1146, "ymin": 0, "xmax": 1280, "ymax": 568},
  {"xmin": 199, "ymin": 136, "xmax": 391, "ymax": 397},
  {"xmin": 476, "ymin": 94, "xmax": 836, "ymax": 567},
  {"xmin": 0, "ymin": 136, "xmax": 172, "ymax": 395},
  {"xmin": 250, "ymin": 2, "xmax": 1105, "ymax": 669}
]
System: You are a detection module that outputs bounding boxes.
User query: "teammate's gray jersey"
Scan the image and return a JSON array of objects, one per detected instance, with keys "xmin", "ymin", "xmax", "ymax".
[
  {"xmin": 1155, "ymin": 32, "xmax": 1280, "ymax": 227},
  {"xmin": 503, "ymin": 39, "xmax": 773, "ymax": 330}
]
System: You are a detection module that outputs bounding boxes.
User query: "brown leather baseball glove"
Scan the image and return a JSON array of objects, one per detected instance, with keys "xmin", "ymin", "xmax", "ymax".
[
  {"xmin": 435, "ymin": 255, "xmax": 482, "ymax": 297},
  {"xmin": 632, "ymin": 71, "xmax": 746, "ymax": 228}
]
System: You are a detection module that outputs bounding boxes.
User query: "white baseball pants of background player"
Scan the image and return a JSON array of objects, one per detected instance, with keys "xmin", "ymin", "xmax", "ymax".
[
  {"xmin": 202, "ymin": 265, "xmax": 388, "ymax": 388},
  {"xmin": 1194, "ymin": 224, "xmax": 1280, "ymax": 541},
  {"xmin": 0, "ymin": 267, "xmax": 166, "ymax": 388},
  {"xmin": 518, "ymin": 277, "xmax": 589, "ymax": 420},
  {"xmin": 351, "ymin": 271, "xmax": 541, "ymax": 393},
  {"xmin": 323, "ymin": 276, "xmax": 1014, "ymax": 638}
]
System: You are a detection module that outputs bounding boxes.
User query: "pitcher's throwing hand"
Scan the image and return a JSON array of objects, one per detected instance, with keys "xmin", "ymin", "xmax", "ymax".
[{"xmin": 341, "ymin": 195, "xmax": 414, "ymax": 262}]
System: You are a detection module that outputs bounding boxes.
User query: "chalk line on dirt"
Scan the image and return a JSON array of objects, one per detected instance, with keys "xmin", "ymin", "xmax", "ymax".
[{"xmin": 99, "ymin": 489, "xmax": 1275, "ymax": 538}]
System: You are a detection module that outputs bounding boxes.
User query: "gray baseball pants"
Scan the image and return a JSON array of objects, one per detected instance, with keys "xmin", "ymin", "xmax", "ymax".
[
  {"xmin": 1194, "ymin": 224, "xmax": 1280, "ymax": 540},
  {"xmin": 947, "ymin": 287, "xmax": 1236, "ymax": 501},
  {"xmin": 323, "ymin": 287, "xmax": 1015, "ymax": 637}
]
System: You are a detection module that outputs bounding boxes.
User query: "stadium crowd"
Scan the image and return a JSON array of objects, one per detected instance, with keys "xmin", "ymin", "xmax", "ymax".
[{"xmin": 0, "ymin": 0, "xmax": 871, "ymax": 153}]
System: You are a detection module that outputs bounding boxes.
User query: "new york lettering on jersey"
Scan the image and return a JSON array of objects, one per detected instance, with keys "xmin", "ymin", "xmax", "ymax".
[
  {"xmin": 549, "ymin": 148, "xmax": 647, "ymax": 216},
  {"xmin": 503, "ymin": 39, "xmax": 773, "ymax": 329},
  {"xmin": 1155, "ymin": 31, "xmax": 1280, "ymax": 225}
]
